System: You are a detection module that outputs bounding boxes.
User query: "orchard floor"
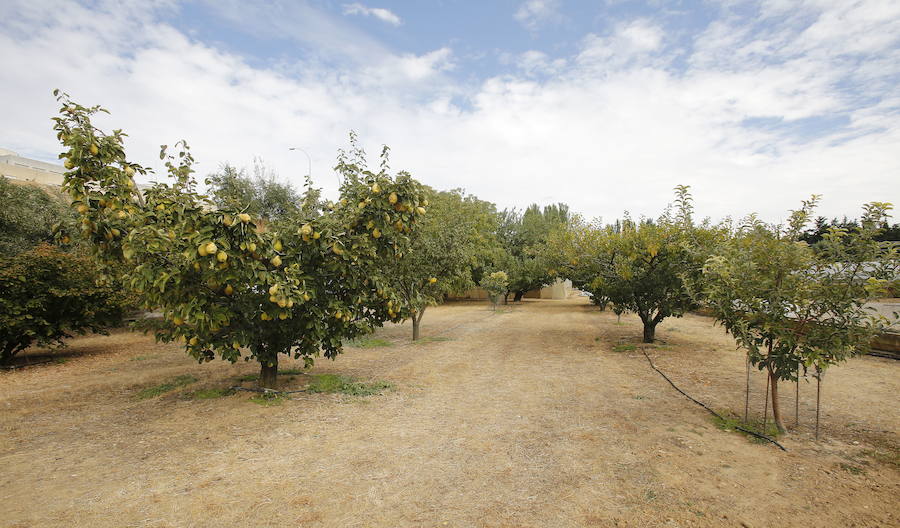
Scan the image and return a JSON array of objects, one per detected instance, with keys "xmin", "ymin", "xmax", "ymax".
[{"xmin": 1, "ymin": 298, "xmax": 898, "ymax": 528}]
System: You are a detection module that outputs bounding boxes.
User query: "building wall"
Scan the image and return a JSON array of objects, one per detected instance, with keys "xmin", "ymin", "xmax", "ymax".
[
  {"xmin": 450, "ymin": 278, "xmax": 573, "ymax": 301},
  {"xmin": 0, "ymin": 150, "xmax": 66, "ymax": 186}
]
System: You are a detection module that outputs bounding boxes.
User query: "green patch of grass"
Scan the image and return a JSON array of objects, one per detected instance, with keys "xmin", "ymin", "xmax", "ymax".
[
  {"xmin": 189, "ymin": 388, "xmax": 234, "ymax": 399},
  {"xmin": 838, "ymin": 462, "xmax": 865, "ymax": 475},
  {"xmin": 861, "ymin": 448, "xmax": 900, "ymax": 469},
  {"xmin": 711, "ymin": 413, "xmax": 781, "ymax": 443},
  {"xmin": 131, "ymin": 355, "xmax": 156, "ymax": 361},
  {"xmin": 249, "ymin": 392, "xmax": 286, "ymax": 406},
  {"xmin": 345, "ymin": 337, "xmax": 392, "ymax": 348},
  {"xmin": 237, "ymin": 368, "xmax": 305, "ymax": 383},
  {"xmin": 52, "ymin": 357, "xmax": 68, "ymax": 364},
  {"xmin": 612, "ymin": 344, "xmax": 637, "ymax": 353},
  {"xmin": 306, "ymin": 374, "xmax": 393, "ymax": 396},
  {"xmin": 413, "ymin": 336, "xmax": 452, "ymax": 345},
  {"xmin": 137, "ymin": 374, "xmax": 197, "ymax": 399}
]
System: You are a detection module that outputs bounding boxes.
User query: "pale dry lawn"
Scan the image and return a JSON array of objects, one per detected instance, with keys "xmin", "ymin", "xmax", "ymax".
[{"xmin": 1, "ymin": 298, "xmax": 897, "ymax": 528}]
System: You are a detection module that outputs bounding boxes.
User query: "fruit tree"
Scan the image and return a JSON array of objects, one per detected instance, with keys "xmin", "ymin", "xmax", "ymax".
[{"xmin": 52, "ymin": 91, "xmax": 426, "ymax": 388}]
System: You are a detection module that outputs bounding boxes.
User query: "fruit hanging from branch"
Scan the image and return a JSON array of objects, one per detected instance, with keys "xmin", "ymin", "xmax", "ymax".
[{"xmin": 51, "ymin": 89, "xmax": 426, "ymax": 389}]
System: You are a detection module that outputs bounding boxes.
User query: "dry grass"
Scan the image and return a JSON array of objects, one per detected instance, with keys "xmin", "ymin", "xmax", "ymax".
[{"xmin": 1, "ymin": 298, "xmax": 897, "ymax": 527}]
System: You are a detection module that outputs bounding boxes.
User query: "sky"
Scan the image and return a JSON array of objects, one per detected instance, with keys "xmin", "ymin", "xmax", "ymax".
[{"xmin": 1, "ymin": 0, "xmax": 898, "ymax": 223}]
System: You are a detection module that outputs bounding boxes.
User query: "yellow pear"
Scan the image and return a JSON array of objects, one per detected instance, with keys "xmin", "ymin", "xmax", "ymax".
[
  {"xmin": 271, "ymin": 255, "xmax": 282, "ymax": 267},
  {"xmin": 238, "ymin": 213, "xmax": 251, "ymax": 223},
  {"xmin": 388, "ymin": 192, "xmax": 398, "ymax": 204},
  {"xmin": 274, "ymin": 240, "xmax": 283, "ymax": 252},
  {"xmin": 224, "ymin": 284, "xmax": 234, "ymax": 296},
  {"xmin": 206, "ymin": 242, "xmax": 217, "ymax": 254}
]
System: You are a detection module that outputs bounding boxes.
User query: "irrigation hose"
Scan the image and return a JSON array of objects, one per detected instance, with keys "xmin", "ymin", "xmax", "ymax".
[{"xmin": 641, "ymin": 349, "xmax": 787, "ymax": 452}]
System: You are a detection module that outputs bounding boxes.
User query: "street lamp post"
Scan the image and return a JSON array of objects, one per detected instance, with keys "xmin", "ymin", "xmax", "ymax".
[{"xmin": 287, "ymin": 147, "xmax": 312, "ymax": 182}]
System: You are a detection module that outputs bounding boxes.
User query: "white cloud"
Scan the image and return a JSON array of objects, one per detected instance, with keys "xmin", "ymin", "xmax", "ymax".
[
  {"xmin": 342, "ymin": 3, "xmax": 402, "ymax": 26},
  {"xmin": 517, "ymin": 50, "xmax": 566, "ymax": 76},
  {"xmin": 577, "ymin": 19, "xmax": 665, "ymax": 69},
  {"xmin": 514, "ymin": 0, "xmax": 561, "ymax": 31},
  {"xmin": 0, "ymin": 1, "xmax": 896, "ymax": 224}
]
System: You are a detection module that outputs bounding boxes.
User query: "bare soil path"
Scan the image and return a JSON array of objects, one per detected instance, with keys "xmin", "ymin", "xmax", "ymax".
[{"xmin": 1, "ymin": 298, "xmax": 897, "ymax": 527}]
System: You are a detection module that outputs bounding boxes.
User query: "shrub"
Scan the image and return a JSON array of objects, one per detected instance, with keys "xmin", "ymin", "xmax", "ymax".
[{"xmin": 0, "ymin": 244, "xmax": 127, "ymax": 364}]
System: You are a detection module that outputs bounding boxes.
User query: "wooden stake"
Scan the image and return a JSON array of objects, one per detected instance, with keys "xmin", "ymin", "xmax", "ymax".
[
  {"xmin": 815, "ymin": 367, "xmax": 823, "ymax": 441},
  {"xmin": 744, "ymin": 354, "xmax": 751, "ymax": 423},
  {"xmin": 795, "ymin": 365, "xmax": 800, "ymax": 428},
  {"xmin": 763, "ymin": 368, "xmax": 771, "ymax": 431}
]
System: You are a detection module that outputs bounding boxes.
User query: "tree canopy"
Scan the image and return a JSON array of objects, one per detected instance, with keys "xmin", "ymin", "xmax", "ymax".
[{"xmin": 52, "ymin": 91, "xmax": 427, "ymax": 388}]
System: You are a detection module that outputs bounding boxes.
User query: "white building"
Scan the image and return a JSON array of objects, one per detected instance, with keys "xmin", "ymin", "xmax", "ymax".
[{"xmin": 0, "ymin": 148, "xmax": 66, "ymax": 186}]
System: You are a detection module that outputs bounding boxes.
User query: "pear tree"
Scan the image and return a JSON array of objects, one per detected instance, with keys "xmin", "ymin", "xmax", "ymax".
[
  {"xmin": 374, "ymin": 187, "xmax": 495, "ymax": 340},
  {"xmin": 546, "ymin": 187, "xmax": 717, "ymax": 343},
  {"xmin": 52, "ymin": 91, "xmax": 426, "ymax": 388}
]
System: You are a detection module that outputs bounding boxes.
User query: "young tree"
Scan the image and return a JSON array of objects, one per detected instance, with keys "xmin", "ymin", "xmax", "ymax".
[
  {"xmin": 52, "ymin": 91, "xmax": 426, "ymax": 388},
  {"xmin": 703, "ymin": 197, "xmax": 898, "ymax": 432},
  {"xmin": 0, "ymin": 244, "xmax": 126, "ymax": 364},
  {"xmin": 480, "ymin": 271, "xmax": 509, "ymax": 310},
  {"xmin": 379, "ymin": 187, "xmax": 496, "ymax": 340}
]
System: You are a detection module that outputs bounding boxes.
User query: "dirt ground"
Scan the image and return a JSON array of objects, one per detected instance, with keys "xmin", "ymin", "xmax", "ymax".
[{"xmin": 1, "ymin": 298, "xmax": 898, "ymax": 528}]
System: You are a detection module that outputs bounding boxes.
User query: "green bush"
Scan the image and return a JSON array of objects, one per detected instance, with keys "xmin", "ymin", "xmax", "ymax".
[
  {"xmin": 0, "ymin": 177, "xmax": 77, "ymax": 257},
  {"xmin": 0, "ymin": 244, "xmax": 128, "ymax": 363}
]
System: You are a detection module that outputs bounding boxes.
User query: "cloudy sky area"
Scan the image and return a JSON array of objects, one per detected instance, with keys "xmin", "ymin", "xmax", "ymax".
[{"xmin": 1, "ymin": 0, "xmax": 898, "ymax": 223}]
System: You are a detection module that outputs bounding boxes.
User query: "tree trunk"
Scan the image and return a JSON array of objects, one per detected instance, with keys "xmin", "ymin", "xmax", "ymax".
[
  {"xmin": 412, "ymin": 308, "xmax": 425, "ymax": 341},
  {"xmin": 503, "ymin": 293, "xmax": 509, "ymax": 305},
  {"xmin": 513, "ymin": 290, "xmax": 525, "ymax": 302},
  {"xmin": 641, "ymin": 321, "xmax": 657, "ymax": 343},
  {"xmin": 1, "ymin": 341, "xmax": 26, "ymax": 365},
  {"xmin": 259, "ymin": 358, "xmax": 278, "ymax": 389},
  {"xmin": 769, "ymin": 368, "xmax": 785, "ymax": 433}
]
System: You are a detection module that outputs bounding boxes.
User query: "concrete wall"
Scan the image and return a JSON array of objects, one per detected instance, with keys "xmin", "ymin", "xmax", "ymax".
[
  {"xmin": 451, "ymin": 278, "xmax": 573, "ymax": 301},
  {"xmin": 0, "ymin": 151, "xmax": 66, "ymax": 186}
]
